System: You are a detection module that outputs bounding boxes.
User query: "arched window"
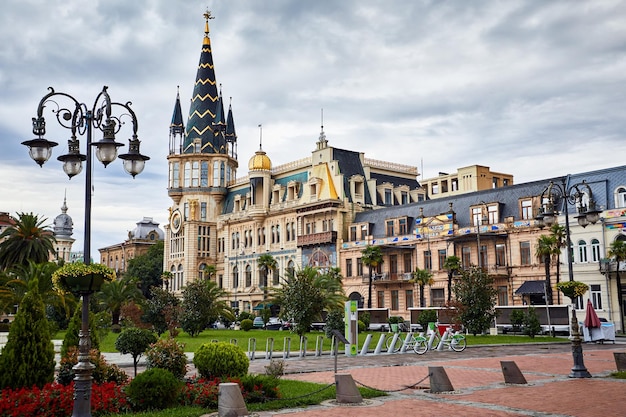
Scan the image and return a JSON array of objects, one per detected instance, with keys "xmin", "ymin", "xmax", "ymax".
[
  {"xmin": 177, "ymin": 264, "xmax": 184, "ymax": 291},
  {"xmin": 615, "ymin": 187, "xmax": 626, "ymax": 208},
  {"xmin": 191, "ymin": 161, "xmax": 199, "ymax": 186},
  {"xmin": 213, "ymin": 161, "xmax": 220, "ymax": 187},
  {"xmin": 220, "ymin": 162, "xmax": 225, "ymax": 186},
  {"xmin": 233, "ymin": 265, "xmax": 239, "ymax": 289},
  {"xmin": 199, "ymin": 263, "xmax": 206, "ymax": 281},
  {"xmin": 170, "ymin": 265, "xmax": 176, "ymax": 291},
  {"xmin": 286, "ymin": 260, "xmax": 295, "ymax": 279},
  {"xmin": 245, "ymin": 264, "xmax": 252, "ymax": 287},
  {"xmin": 226, "ymin": 165, "xmax": 231, "ymax": 185},
  {"xmin": 591, "ymin": 239, "xmax": 601, "ymax": 262},
  {"xmin": 276, "ymin": 225, "xmax": 281, "ymax": 244},
  {"xmin": 578, "ymin": 240, "xmax": 588, "ymax": 263}
]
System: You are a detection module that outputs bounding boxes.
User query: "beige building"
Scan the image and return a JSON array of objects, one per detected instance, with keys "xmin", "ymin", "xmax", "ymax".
[{"xmin": 421, "ymin": 165, "xmax": 513, "ymax": 199}]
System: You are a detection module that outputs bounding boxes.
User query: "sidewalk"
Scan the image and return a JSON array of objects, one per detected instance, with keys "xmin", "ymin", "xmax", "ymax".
[{"xmin": 103, "ymin": 341, "xmax": 625, "ymax": 417}]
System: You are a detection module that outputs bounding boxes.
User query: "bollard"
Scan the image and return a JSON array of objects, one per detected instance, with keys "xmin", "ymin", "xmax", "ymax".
[
  {"xmin": 360, "ymin": 334, "xmax": 373, "ymax": 355},
  {"xmin": 265, "ymin": 337, "xmax": 274, "ymax": 360},
  {"xmin": 335, "ymin": 374, "xmax": 363, "ymax": 404},
  {"xmin": 428, "ymin": 366, "xmax": 454, "ymax": 393},
  {"xmin": 247, "ymin": 338, "xmax": 256, "ymax": 360},
  {"xmin": 501, "ymin": 361, "xmax": 527, "ymax": 384},
  {"xmin": 218, "ymin": 382, "xmax": 248, "ymax": 417},
  {"xmin": 283, "ymin": 337, "xmax": 291, "ymax": 359},
  {"xmin": 614, "ymin": 352, "xmax": 626, "ymax": 371}
]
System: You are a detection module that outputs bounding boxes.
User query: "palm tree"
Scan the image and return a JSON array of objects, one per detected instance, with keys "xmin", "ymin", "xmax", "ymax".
[
  {"xmin": 411, "ymin": 267, "xmax": 434, "ymax": 307},
  {"xmin": 608, "ymin": 239, "xmax": 626, "ymax": 333},
  {"xmin": 361, "ymin": 245, "xmax": 383, "ymax": 308},
  {"xmin": 443, "ymin": 255, "xmax": 461, "ymax": 302},
  {"xmin": 96, "ymin": 276, "xmax": 144, "ymax": 326},
  {"xmin": 202, "ymin": 265, "xmax": 217, "ymax": 281},
  {"xmin": 536, "ymin": 234, "xmax": 558, "ymax": 305},
  {"xmin": 257, "ymin": 254, "xmax": 278, "ymax": 288},
  {"xmin": 0, "ymin": 213, "xmax": 56, "ymax": 270}
]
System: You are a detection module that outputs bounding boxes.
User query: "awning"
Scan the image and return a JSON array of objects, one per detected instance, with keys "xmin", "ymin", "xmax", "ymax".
[
  {"xmin": 253, "ymin": 303, "xmax": 273, "ymax": 311},
  {"xmin": 514, "ymin": 280, "xmax": 546, "ymax": 295}
]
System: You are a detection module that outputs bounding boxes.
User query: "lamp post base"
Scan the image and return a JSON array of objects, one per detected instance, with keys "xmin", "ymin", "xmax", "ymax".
[
  {"xmin": 569, "ymin": 308, "xmax": 591, "ymax": 378},
  {"xmin": 72, "ymin": 293, "xmax": 95, "ymax": 417}
]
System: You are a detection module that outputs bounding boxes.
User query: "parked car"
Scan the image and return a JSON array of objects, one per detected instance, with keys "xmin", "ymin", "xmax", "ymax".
[
  {"xmin": 264, "ymin": 317, "xmax": 283, "ymax": 330},
  {"xmin": 253, "ymin": 317, "xmax": 265, "ymax": 328}
]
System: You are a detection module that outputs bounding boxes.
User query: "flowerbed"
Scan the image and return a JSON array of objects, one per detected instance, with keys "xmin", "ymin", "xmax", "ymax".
[{"xmin": 0, "ymin": 381, "xmax": 129, "ymax": 417}]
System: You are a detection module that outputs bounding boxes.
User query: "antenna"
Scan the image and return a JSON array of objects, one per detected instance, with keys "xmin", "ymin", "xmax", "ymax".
[{"xmin": 258, "ymin": 124, "xmax": 262, "ymax": 150}]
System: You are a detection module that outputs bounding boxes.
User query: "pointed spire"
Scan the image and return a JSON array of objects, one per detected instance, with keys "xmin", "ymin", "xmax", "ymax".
[
  {"xmin": 225, "ymin": 96, "xmax": 237, "ymax": 142},
  {"xmin": 183, "ymin": 11, "xmax": 221, "ymax": 154},
  {"xmin": 61, "ymin": 190, "xmax": 68, "ymax": 214},
  {"xmin": 317, "ymin": 108, "xmax": 328, "ymax": 149}
]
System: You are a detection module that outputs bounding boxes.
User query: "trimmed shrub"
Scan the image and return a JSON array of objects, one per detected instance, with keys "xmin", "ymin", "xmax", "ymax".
[
  {"xmin": 523, "ymin": 307, "xmax": 542, "ymax": 338},
  {"xmin": 237, "ymin": 311, "xmax": 253, "ymax": 322},
  {"xmin": 358, "ymin": 320, "xmax": 366, "ymax": 332},
  {"xmin": 193, "ymin": 342, "xmax": 249, "ymax": 379},
  {"xmin": 360, "ymin": 312, "xmax": 370, "ymax": 330},
  {"xmin": 240, "ymin": 318, "xmax": 253, "ymax": 331},
  {"xmin": 125, "ymin": 368, "xmax": 182, "ymax": 412},
  {"xmin": 57, "ymin": 347, "xmax": 128, "ymax": 386},
  {"xmin": 115, "ymin": 328, "xmax": 158, "ymax": 376},
  {"xmin": 416, "ymin": 309, "xmax": 438, "ymax": 331},
  {"xmin": 239, "ymin": 374, "xmax": 280, "ymax": 402},
  {"xmin": 145, "ymin": 338, "xmax": 188, "ymax": 379}
]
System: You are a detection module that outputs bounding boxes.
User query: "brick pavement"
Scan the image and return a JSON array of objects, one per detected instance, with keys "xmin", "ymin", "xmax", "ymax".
[{"xmin": 247, "ymin": 343, "xmax": 626, "ymax": 417}]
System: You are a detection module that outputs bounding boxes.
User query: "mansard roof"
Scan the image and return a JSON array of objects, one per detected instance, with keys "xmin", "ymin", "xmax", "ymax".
[{"xmin": 332, "ymin": 147, "xmax": 373, "ymax": 205}]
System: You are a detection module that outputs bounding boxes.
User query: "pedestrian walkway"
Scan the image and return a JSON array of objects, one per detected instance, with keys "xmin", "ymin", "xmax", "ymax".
[{"xmin": 101, "ymin": 342, "xmax": 625, "ymax": 417}]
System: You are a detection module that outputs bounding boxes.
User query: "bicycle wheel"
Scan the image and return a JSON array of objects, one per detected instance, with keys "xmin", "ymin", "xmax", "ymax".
[
  {"xmin": 413, "ymin": 338, "xmax": 428, "ymax": 355},
  {"xmin": 450, "ymin": 335, "xmax": 466, "ymax": 352},
  {"xmin": 386, "ymin": 335, "xmax": 402, "ymax": 352}
]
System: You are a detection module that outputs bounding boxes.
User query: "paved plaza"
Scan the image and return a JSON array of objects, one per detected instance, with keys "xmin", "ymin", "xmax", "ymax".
[{"xmin": 104, "ymin": 341, "xmax": 626, "ymax": 417}]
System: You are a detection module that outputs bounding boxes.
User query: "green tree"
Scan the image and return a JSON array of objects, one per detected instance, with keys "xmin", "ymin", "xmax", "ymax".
[
  {"xmin": 143, "ymin": 287, "xmax": 180, "ymax": 335},
  {"xmin": 115, "ymin": 327, "xmax": 158, "ymax": 377},
  {"xmin": 361, "ymin": 245, "xmax": 383, "ymax": 309},
  {"xmin": 411, "ymin": 267, "xmax": 434, "ymax": 307},
  {"xmin": 523, "ymin": 307, "xmax": 542, "ymax": 338},
  {"xmin": 443, "ymin": 255, "xmax": 461, "ymax": 302},
  {"xmin": 257, "ymin": 254, "xmax": 277, "ymax": 288},
  {"xmin": 452, "ymin": 266, "xmax": 498, "ymax": 335},
  {"xmin": 202, "ymin": 264, "xmax": 217, "ymax": 281},
  {"xmin": 126, "ymin": 240, "xmax": 164, "ymax": 298},
  {"xmin": 549, "ymin": 224, "xmax": 566, "ymax": 304},
  {"xmin": 96, "ymin": 276, "xmax": 144, "ymax": 327},
  {"xmin": 0, "ymin": 279, "xmax": 55, "ymax": 389},
  {"xmin": 0, "ymin": 213, "xmax": 56, "ymax": 271},
  {"xmin": 180, "ymin": 279, "xmax": 233, "ymax": 337},
  {"xmin": 61, "ymin": 303, "xmax": 101, "ymax": 357},
  {"xmin": 608, "ymin": 239, "xmax": 626, "ymax": 333},
  {"xmin": 271, "ymin": 266, "xmax": 346, "ymax": 336},
  {"xmin": 535, "ymin": 234, "xmax": 558, "ymax": 305}
]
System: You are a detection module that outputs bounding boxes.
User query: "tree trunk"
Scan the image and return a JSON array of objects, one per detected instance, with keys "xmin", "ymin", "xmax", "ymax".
[
  {"xmin": 367, "ymin": 269, "xmax": 373, "ymax": 309},
  {"xmin": 544, "ymin": 254, "xmax": 553, "ymax": 305},
  {"xmin": 419, "ymin": 284, "xmax": 425, "ymax": 307},
  {"xmin": 447, "ymin": 271, "xmax": 453, "ymax": 302}
]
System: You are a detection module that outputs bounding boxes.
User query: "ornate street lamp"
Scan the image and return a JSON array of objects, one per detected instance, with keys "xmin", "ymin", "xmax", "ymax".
[
  {"xmin": 535, "ymin": 178, "xmax": 600, "ymax": 378},
  {"xmin": 22, "ymin": 86, "xmax": 149, "ymax": 417}
]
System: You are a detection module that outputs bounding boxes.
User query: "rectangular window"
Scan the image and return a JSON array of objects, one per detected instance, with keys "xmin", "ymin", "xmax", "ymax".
[
  {"xmin": 521, "ymin": 199, "xmax": 533, "ymax": 220},
  {"xmin": 346, "ymin": 259, "xmax": 353, "ymax": 277},
  {"xmin": 200, "ymin": 202, "xmax": 207, "ymax": 221},
  {"xmin": 479, "ymin": 245, "xmax": 488, "ymax": 267},
  {"xmin": 423, "ymin": 250, "xmax": 432, "ymax": 270},
  {"xmin": 401, "ymin": 192, "xmax": 408, "ymax": 205},
  {"xmin": 451, "ymin": 178, "xmax": 458, "ymax": 191},
  {"xmin": 591, "ymin": 284, "xmax": 602, "ymax": 309},
  {"xmin": 184, "ymin": 202, "xmax": 190, "ymax": 220},
  {"xmin": 384, "ymin": 189, "xmax": 393, "ymax": 205},
  {"xmin": 386, "ymin": 220, "xmax": 395, "ymax": 236},
  {"xmin": 405, "ymin": 290, "xmax": 414, "ymax": 308},
  {"xmin": 399, "ymin": 218, "xmax": 407, "ymax": 235},
  {"xmin": 403, "ymin": 253, "xmax": 412, "ymax": 273},
  {"xmin": 391, "ymin": 290, "xmax": 399, "ymax": 310},
  {"xmin": 431, "ymin": 289, "xmax": 445, "ymax": 307},
  {"xmin": 438, "ymin": 250, "xmax": 447, "ymax": 271},
  {"xmin": 431, "ymin": 183, "xmax": 439, "ymax": 195},
  {"xmin": 496, "ymin": 243, "xmax": 506, "ymax": 266},
  {"xmin": 350, "ymin": 226, "xmax": 357, "ymax": 241},
  {"xmin": 357, "ymin": 258, "xmax": 363, "ymax": 276},
  {"xmin": 171, "ymin": 162, "xmax": 180, "ymax": 188},
  {"xmin": 488, "ymin": 205, "xmax": 498, "ymax": 224},
  {"xmin": 493, "ymin": 177, "xmax": 499, "ymax": 188},
  {"xmin": 498, "ymin": 286, "xmax": 508, "ymax": 306},
  {"xmin": 360, "ymin": 224, "xmax": 368, "ymax": 240},
  {"xmin": 462, "ymin": 247, "xmax": 471, "ymax": 267},
  {"xmin": 472, "ymin": 207, "xmax": 483, "ymax": 226},
  {"xmin": 389, "ymin": 255, "xmax": 398, "ymax": 276},
  {"xmin": 441, "ymin": 180, "xmax": 448, "ymax": 193},
  {"xmin": 377, "ymin": 291, "xmax": 385, "ymax": 308},
  {"xmin": 520, "ymin": 241, "xmax": 531, "ymax": 265}
]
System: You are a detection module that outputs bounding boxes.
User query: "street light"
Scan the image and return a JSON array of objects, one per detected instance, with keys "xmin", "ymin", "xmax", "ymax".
[
  {"xmin": 22, "ymin": 86, "xmax": 149, "ymax": 417},
  {"xmin": 535, "ymin": 178, "xmax": 600, "ymax": 378}
]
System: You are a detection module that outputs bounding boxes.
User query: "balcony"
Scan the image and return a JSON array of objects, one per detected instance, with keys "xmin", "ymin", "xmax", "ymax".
[
  {"xmin": 600, "ymin": 260, "xmax": 626, "ymax": 274},
  {"xmin": 360, "ymin": 272, "xmax": 412, "ymax": 284},
  {"xmin": 297, "ymin": 231, "xmax": 337, "ymax": 247}
]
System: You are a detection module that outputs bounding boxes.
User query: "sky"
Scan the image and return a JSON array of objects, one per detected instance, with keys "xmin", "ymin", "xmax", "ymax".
[{"xmin": 1, "ymin": 0, "xmax": 625, "ymax": 261}]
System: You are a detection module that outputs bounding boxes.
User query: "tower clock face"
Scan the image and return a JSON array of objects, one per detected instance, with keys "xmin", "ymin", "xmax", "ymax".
[{"xmin": 171, "ymin": 209, "xmax": 182, "ymax": 233}]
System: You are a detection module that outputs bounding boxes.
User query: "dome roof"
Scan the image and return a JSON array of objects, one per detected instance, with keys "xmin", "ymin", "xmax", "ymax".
[
  {"xmin": 129, "ymin": 217, "xmax": 165, "ymax": 240},
  {"xmin": 53, "ymin": 198, "xmax": 73, "ymax": 238},
  {"xmin": 248, "ymin": 148, "xmax": 272, "ymax": 171}
]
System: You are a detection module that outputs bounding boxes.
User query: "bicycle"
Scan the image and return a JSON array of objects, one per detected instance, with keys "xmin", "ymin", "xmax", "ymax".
[
  {"xmin": 427, "ymin": 327, "xmax": 467, "ymax": 353},
  {"xmin": 385, "ymin": 332, "xmax": 427, "ymax": 354}
]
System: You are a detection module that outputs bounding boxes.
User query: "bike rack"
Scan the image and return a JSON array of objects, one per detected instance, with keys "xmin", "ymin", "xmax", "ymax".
[
  {"xmin": 299, "ymin": 336, "xmax": 307, "ymax": 358},
  {"xmin": 315, "ymin": 335, "xmax": 324, "ymax": 357},
  {"xmin": 265, "ymin": 337, "xmax": 274, "ymax": 359},
  {"xmin": 374, "ymin": 333, "xmax": 386, "ymax": 355},
  {"xmin": 360, "ymin": 334, "xmax": 373, "ymax": 355},
  {"xmin": 247, "ymin": 338, "xmax": 256, "ymax": 360},
  {"xmin": 282, "ymin": 337, "xmax": 291, "ymax": 359}
]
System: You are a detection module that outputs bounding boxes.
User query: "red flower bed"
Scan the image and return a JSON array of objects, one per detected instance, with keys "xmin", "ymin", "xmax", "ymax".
[{"xmin": 0, "ymin": 382, "xmax": 129, "ymax": 417}]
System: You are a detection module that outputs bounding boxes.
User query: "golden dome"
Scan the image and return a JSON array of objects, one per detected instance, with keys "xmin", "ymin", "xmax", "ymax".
[{"xmin": 248, "ymin": 149, "xmax": 272, "ymax": 171}]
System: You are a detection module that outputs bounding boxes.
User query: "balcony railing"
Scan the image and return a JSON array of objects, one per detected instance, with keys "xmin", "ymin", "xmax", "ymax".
[{"xmin": 297, "ymin": 231, "xmax": 337, "ymax": 247}]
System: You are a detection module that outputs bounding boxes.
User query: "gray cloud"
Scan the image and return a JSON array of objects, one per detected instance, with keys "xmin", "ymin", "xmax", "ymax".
[{"xmin": 1, "ymin": 0, "xmax": 625, "ymax": 260}]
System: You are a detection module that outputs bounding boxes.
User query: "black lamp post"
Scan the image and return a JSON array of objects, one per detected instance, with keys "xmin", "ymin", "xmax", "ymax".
[
  {"xmin": 535, "ymin": 178, "xmax": 600, "ymax": 378},
  {"xmin": 22, "ymin": 86, "xmax": 149, "ymax": 417}
]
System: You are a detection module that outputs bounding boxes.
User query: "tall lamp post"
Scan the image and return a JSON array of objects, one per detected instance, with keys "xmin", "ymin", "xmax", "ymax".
[
  {"xmin": 22, "ymin": 86, "xmax": 149, "ymax": 417},
  {"xmin": 535, "ymin": 178, "xmax": 600, "ymax": 378}
]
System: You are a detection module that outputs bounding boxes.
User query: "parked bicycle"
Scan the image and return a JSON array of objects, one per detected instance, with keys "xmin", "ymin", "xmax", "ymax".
[
  {"xmin": 385, "ymin": 332, "xmax": 424, "ymax": 353},
  {"xmin": 417, "ymin": 325, "xmax": 466, "ymax": 354}
]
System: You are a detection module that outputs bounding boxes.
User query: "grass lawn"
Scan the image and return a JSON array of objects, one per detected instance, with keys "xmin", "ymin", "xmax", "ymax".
[
  {"xmin": 55, "ymin": 328, "xmax": 568, "ymax": 354},
  {"xmin": 101, "ymin": 379, "xmax": 383, "ymax": 417}
]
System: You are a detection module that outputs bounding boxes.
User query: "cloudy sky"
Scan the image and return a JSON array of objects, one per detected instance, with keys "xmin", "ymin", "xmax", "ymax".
[{"xmin": 1, "ymin": 0, "xmax": 625, "ymax": 261}]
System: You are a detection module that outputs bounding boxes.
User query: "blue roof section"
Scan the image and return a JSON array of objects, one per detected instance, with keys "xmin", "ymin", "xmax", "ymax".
[
  {"xmin": 222, "ymin": 187, "xmax": 250, "ymax": 215},
  {"xmin": 355, "ymin": 176, "xmax": 565, "ymax": 238},
  {"xmin": 566, "ymin": 165, "xmax": 626, "ymax": 212},
  {"xmin": 332, "ymin": 148, "xmax": 372, "ymax": 205},
  {"xmin": 273, "ymin": 172, "xmax": 308, "ymax": 200}
]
